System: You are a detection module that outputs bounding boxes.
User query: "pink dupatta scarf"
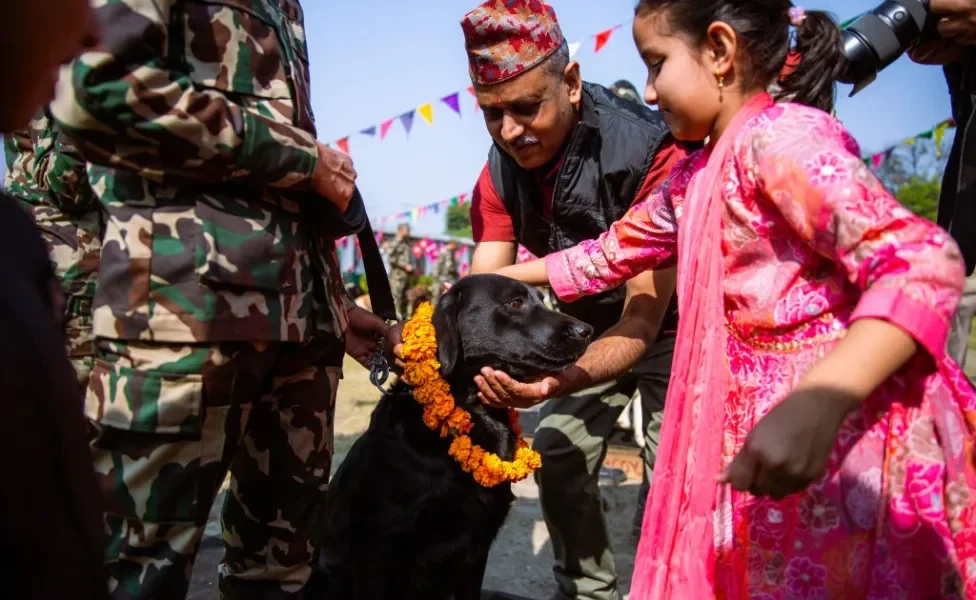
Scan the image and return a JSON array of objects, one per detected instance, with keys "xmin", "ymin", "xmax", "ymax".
[{"xmin": 629, "ymin": 93, "xmax": 775, "ymax": 599}]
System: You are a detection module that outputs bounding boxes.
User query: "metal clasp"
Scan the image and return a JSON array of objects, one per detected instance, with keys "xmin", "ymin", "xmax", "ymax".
[{"xmin": 368, "ymin": 332, "xmax": 393, "ymax": 395}]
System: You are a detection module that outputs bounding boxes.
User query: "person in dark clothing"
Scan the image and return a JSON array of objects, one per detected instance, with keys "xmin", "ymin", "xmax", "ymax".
[
  {"xmin": 0, "ymin": 2, "xmax": 108, "ymax": 599},
  {"xmin": 910, "ymin": 0, "xmax": 976, "ymax": 361},
  {"xmin": 909, "ymin": 0, "xmax": 976, "ymax": 275}
]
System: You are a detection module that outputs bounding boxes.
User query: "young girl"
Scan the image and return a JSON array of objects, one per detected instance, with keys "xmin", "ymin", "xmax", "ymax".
[{"xmin": 495, "ymin": 1, "xmax": 976, "ymax": 597}]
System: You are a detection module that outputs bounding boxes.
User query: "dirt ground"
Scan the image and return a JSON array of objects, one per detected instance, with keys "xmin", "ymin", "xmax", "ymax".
[{"xmin": 187, "ymin": 357, "xmax": 643, "ymax": 600}]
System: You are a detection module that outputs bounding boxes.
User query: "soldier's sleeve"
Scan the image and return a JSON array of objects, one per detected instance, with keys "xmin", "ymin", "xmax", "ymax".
[
  {"xmin": 49, "ymin": 0, "xmax": 318, "ymax": 191},
  {"xmin": 3, "ymin": 131, "xmax": 33, "ymax": 199},
  {"xmin": 31, "ymin": 112, "xmax": 94, "ymax": 211}
]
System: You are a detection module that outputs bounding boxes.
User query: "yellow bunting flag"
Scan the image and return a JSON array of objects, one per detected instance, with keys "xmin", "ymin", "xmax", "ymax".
[
  {"xmin": 418, "ymin": 103, "xmax": 434, "ymax": 126},
  {"xmin": 934, "ymin": 120, "xmax": 950, "ymax": 157}
]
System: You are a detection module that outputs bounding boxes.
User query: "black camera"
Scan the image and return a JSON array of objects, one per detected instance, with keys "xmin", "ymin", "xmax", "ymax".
[{"xmin": 839, "ymin": 0, "xmax": 931, "ymax": 95}]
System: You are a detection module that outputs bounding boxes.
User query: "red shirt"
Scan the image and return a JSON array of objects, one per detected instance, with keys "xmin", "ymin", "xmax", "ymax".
[{"xmin": 471, "ymin": 137, "xmax": 690, "ymax": 243}]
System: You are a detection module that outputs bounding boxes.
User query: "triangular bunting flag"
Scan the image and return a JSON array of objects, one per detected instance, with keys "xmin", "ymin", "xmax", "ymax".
[
  {"xmin": 380, "ymin": 119, "xmax": 394, "ymax": 140},
  {"xmin": 410, "ymin": 208, "xmax": 420, "ymax": 223},
  {"xmin": 871, "ymin": 150, "xmax": 889, "ymax": 170},
  {"xmin": 360, "ymin": 126, "xmax": 376, "ymax": 137},
  {"xmin": 594, "ymin": 26, "xmax": 616, "ymax": 53},
  {"xmin": 400, "ymin": 110, "xmax": 416, "ymax": 135},
  {"xmin": 468, "ymin": 86, "xmax": 481, "ymax": 112},
  {"xmin": 569, "ymin": 41, "xmax": 581, "ymax": 59},
  {"xmin": 442, "ymin": 93, "xmax": 462, "ymax": 117},
  {"xmin": 418, "ymin": 103, "xmax": 434, "ymax": 126},
  {"xmin": 934, "ymin": 121, "xmax": 950, "ymax": 156},
  {"xmin": 458, "ymin": 193, "xmax": 468, "ymax": 206},
  {"xmin": 336, "ymin": 137, "xmax": 350, "ymax": 155},
  {"xmin": 917, "ymin": 129, "xmax": 934, "ymax": 140},
  {"xmin": 450, "ymin": 196, "xmax": 459, "ymax": 207}
]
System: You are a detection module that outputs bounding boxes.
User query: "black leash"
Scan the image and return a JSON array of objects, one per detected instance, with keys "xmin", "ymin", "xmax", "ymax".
[
  {"xmin": 355, "ymin": 220, "xmax": 398, "ymax": 394},
  {"xmin": 314, "ymin": 187, "xmax": 399, "ymax": 394}
]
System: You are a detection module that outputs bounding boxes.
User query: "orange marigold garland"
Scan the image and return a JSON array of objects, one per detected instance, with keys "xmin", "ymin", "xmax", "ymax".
[{"xmin": 399, "ymin": 302, "xmax": 543, "ymax": 487}]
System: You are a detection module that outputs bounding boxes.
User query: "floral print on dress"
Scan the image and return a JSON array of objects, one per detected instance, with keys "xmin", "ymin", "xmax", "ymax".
[{"xmin": 545, "ymin": 101, "xmax": 976, "ymax": 598}]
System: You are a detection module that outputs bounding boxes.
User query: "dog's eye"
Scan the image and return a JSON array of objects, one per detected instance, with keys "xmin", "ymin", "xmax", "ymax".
[{"xmin": 507, "ymin": 297, "xmax": 524, "ymax": 310}]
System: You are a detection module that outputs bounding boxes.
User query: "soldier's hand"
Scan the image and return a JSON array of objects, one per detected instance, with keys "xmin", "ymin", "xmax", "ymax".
[
  {"xmin": 314, "ymin": 142, "xmax": 357, "ymax": 212},
  {"xmin": 345, "ymin": 305, "xmax": 388, "ymax": 369}
]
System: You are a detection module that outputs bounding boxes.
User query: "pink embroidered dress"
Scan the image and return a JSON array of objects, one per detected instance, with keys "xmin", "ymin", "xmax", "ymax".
[{"xmin": 545, "ymin": 100, "xmax": 976, "ymax": 598}]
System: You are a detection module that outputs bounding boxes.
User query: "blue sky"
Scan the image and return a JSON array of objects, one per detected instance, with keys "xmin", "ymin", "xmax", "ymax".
[{"xmin": 2, "ymin": 1, "xmax": 953, "ymax": 236}]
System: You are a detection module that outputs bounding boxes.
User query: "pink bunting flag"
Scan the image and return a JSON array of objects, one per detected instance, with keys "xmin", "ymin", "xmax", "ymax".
[
  {"xmin": 442, "ymin": 93, "xmax": 462, "ymax": 117},
  {"xmin": 336, "ymin": 137, "xmax": 350, "ymax": 155},
  {"xmin": 468, "ymin": 86, "xmax": 480, "ymax": 112},
  {"xmin": 379, "ymin": 119, "xmax": 395, "ymax": 140},
  {"xmin": 871, "ymin": 151, "xmax": 888, "ymax": 170}
]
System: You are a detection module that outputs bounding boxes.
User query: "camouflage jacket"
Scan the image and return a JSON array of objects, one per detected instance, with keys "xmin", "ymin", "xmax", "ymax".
[
  {"xmin": 387, "ymin": 240, "xmax": 413, "ymax": 274},
  {"xmin": 3, "ymin": 112, "xmax": 101, "ymax": 319},
  {"xmin": 432, "ymin": 247, "xmax": 458, "ymax": 282},
  {"xmin": 49, "ymin": 0, "xmax": 347, "ymax": 343}
]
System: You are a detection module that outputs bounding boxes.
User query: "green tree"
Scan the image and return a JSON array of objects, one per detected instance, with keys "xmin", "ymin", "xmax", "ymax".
[
  {"xmin": 446, "ymin": 203, "xmax": 472, "ymax": 238},
  {"xmin": 895, "ymin": 175, "xmax": 941, "ymax": 222}
]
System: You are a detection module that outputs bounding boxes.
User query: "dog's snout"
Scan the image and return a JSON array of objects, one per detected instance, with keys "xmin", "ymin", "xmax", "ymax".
[{"xmin": 566, "ymin": 322, "xmax": 593, "ymax": 342}]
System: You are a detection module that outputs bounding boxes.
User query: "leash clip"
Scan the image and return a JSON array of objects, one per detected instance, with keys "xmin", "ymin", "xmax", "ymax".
[{"xmin": 368, "ymin": 333, "xmax": 393, "ymax": 395}]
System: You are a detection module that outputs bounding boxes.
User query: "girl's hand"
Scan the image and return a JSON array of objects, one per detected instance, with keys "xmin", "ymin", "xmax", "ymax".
[
  {"xmin": 719, "ymin": 386, "xmax": 860, "ymax": 499},
  {"xmin": 721, "ymin": 319, "xmax": 917, "ymax": 499}
]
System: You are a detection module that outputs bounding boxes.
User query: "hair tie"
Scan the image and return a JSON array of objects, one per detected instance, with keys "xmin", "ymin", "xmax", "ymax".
[{"xmin": 789, "ymin": 6, "xmax": 807, "ymax": 27}]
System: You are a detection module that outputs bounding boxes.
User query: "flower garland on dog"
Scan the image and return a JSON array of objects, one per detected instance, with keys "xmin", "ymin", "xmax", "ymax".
[{"xmin": 399, "ymin": 302, "xmax": 543, "ymax": 487}]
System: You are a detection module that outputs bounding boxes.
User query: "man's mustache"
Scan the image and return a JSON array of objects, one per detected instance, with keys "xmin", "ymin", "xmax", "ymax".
[{"xmin": 510, "ymin": 135, "xmax": 540, "ymax": 149}]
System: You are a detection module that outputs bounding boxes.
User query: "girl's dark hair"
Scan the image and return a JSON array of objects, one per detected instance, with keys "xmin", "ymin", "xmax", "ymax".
[{"xmin": 635, "ymin": 0, "xmax": 847, "ymax": 113}]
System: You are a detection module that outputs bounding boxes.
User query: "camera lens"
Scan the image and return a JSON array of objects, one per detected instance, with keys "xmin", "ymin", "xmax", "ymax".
[{"xmin": 840, "ymin": 0, "xmax": 930, "ymax": 95}]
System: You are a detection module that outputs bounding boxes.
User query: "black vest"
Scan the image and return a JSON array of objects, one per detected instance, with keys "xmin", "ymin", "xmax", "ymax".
[{"xmin": 489, "ymin": 82, "xmax": 677, "ymax": 337}]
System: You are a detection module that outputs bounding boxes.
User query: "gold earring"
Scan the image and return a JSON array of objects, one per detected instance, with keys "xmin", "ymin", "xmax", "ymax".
[{"xmin": 717, "ymin": 73, "xmax": 725, "ymax": 102}]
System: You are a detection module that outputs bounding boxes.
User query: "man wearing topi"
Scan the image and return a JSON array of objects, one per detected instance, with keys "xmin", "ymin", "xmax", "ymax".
[{"xmin": 460, "ymin": 1, "xmax": 688, "ymax": 598}]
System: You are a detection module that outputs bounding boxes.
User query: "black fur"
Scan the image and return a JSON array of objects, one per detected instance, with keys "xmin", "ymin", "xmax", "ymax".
[{"xmin": 303, "ymin": 274, "xmax": 592, "ymax": 600}]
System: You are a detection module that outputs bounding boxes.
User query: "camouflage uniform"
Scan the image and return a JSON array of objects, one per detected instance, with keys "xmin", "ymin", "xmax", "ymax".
[
  {"xmin": 431, "ymin": 245, "xmax": 459, "ymax": 304},
  {"xmin": 387, "ymin": 238, "xmax": 414, "ymax": 319},
  {"xmin": 3, "ymin": 111, "xmax": 101, "ymax": 392},
  {"xmin": 50, "ymin": 1, "xmax": 348, "ymax": 598}
]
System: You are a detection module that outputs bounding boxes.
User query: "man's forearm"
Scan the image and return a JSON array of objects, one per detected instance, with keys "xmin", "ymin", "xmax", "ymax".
[{"xmin": 556, "ymin": 315, "xmax": 659, "ymax": 396}]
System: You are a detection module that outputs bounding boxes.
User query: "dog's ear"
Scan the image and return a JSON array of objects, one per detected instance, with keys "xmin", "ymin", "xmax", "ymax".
[{"xmin": 431, "ymin": 287, "xmax": 462, "ymax": 377}]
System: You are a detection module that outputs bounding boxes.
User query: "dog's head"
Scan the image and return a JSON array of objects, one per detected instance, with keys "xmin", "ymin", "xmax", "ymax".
[{"xmin": 431, "ymin": 274, "xmax": 593, "ymax": 384}]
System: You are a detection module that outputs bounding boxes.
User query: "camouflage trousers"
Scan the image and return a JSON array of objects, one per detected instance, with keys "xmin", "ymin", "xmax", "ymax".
[
  {"xmin": 389, "ymin": 270, "xmax": 412, "ymax": 320},
  {"xmin": 85, "ymin": 335, "xmax": 345, "ymax": 600}
]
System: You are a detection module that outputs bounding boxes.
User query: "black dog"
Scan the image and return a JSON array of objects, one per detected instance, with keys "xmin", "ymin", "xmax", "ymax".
[{"xmin": 304, "ymin": 274, "xmax": 592, "ymax": 600}]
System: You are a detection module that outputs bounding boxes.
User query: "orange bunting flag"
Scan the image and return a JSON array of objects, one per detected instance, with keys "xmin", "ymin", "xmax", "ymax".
[{"xmin": 336, "ymin": 137, "xmax": 350, "ymax": 155}]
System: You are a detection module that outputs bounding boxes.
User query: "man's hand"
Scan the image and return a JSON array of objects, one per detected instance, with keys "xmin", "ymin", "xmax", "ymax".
[
  {"xmin": 931, "ymin": 0, "xmax": 976, "ymax": 46},
  {"xmin": 313, "ymin": 142, "xmax": 357, "ymax": 212},
  {"xmin": 476, "ymin": 365, "xmax": 591, "ymax": 409},
  {"xmin": 475, "ymin": 368, "xmax": 562, "ymax": 409},
  {"xmin": 909, "ymin": 38, "xmax": 969, "ymax": 64},
  {"xmin": 345, "ymin": 306, "xmax": 389, "ymax": 369}
]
